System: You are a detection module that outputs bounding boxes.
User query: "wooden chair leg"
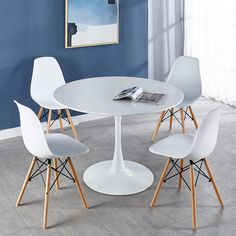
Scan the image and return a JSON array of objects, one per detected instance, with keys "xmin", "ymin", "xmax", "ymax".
[
  {"xmin": 180, "ymin": 108, "xmax": 186, "ymax": 133},
  {"xmin": 150, "ymin": 159, "xmax": 171, "ymax": 207},
  {"xmin": 53, "ymin": 159, "xmax": 59, "ymax": 191},
  {"xmin": 37, "ymin": 107, "xmax": 44, "ymax": 120},
  {"xmin": 58, "ymin": 109, "xmax": 64, "ymax": 133},
  {"xmin": 16, "ymin": 157, "xmax": 37, "ymax": 206},
  {"xmin": 169, "ymin": 108, "xmax": 174, "ymax": 130},
  {"xmin": 65, "ymin": 109, "xmax": 79, "ymax": 141},
  {"xmin": 47, "ymin": 109, "xmax": 52, "ymax": 133},
  {"xmin": 52, "ymin": 110, "xmax": 63, "ymax": 192},
  {"xmin": 43, "ymin": 160, "xmax": 51, "ymax": 229},
  {"xmin": 152, "ymin": 111, "xmax": 165, "ymax": 142},
  {"xmin": 178, "ymin": 159, "xmax": 184, "ymax": 190},
  {"xmin": 189, "ymin": 106, "xmax": 198, "ymax": 129},
  {"xmin": 204, "ymin": 159, "xmax": 224, "ymax": 208},
  {"xmin": 67, "ymin": 158, "xmax": 89, "ymax": 209},
  {"xmin": 190, "ymin": 161, "xmax": 197, "ymax": 230}
]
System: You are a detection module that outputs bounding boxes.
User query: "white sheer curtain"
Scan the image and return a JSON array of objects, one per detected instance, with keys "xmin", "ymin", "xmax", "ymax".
[
  {"xmin": 148, "ymin": 0, "xmax": 184, "ymax": 81},
  {"xmin": 184, "ymin": 0, "xmax": 236, "ymax": 105}
]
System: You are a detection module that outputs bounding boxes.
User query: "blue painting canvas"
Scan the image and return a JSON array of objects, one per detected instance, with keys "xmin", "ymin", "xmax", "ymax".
[{"xmin": 66, "ymin": 0, "xmax": 119, "ymax": 48}]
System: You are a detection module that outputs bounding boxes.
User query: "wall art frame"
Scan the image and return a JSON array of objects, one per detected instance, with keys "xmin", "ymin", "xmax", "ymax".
[{"xmin": 65, "ymin": 0, "xmax": 119, "ymax": 48}]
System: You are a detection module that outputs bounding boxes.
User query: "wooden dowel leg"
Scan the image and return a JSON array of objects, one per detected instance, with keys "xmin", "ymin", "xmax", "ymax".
[
  {"xmin": 180, "ymin": 108, "xmax": 186, "ymax": 133},
  {"xmin": 43, "ymin": 160, "xmax": 51, "ymax": 229},
  {"xmin": 65, "ymin": 109, "xmax": 79, "ymax": 141},
  {"xmin": 53, "ymin": 158, "xmax": 59, "ymax": 191},
  {"xmin": 16, "ymin": 157, "xmax": 37, "ymax": 206},
  {"xmin": 47, "ymin": 109, "xmax": 52, "ymax": 133},
  {"xmin": 58, "ymin": 110, "xmax": 64, "ymax": 133},
  {"xmin": 150, "ymin": 159, "xmax": 171, "ymax": 207},
  {"xmin": 204, "ymin": 159, "xmax": 224, "ymax": 208},
  {"xmin": 178, "ymin": 159, "xmax": 184, "ymax": 190},
  {"xmin": 152, "ymin": 111, "xmax": 165, "ymax": 142},
  {"xmin": 169, "ymin": 108, "xmax": 174, "ymax": 130},
  {"xmin": 37, "ymin": 107, "xmax": 44, "ymax": 120},
  {"xmin": 190, "ymin": 161, "xmax": 197, "ymax": 230},
  {"xmin": 67, "ymin": 158, "xmax": 89, "ymax": 209},
  {"xmin": 189, "ymin": 106, "xmax": 198, "ymax": 129}
]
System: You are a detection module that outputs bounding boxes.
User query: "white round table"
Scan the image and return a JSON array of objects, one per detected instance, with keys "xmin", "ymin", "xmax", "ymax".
[{"xmin": 54, "ymin": 77, "xmax": 183, "ymax": 195}]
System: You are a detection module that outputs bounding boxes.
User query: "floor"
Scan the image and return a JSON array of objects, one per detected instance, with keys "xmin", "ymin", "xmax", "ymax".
[{"xmin": 0, "ymin": 97, "xmax": 235, "ymax": 235}]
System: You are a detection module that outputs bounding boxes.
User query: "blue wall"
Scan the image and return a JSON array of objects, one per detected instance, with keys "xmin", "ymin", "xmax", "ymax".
[{"xmin": 0, "ymin": 0, "xmax": 148, "ymax": 130}]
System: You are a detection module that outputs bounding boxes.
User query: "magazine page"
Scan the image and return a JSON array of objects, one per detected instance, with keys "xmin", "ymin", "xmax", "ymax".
[
  {"xmin": 137, "ymin": 92, "xmax": 165, "ymax": 104},
  {"xmin": 113, "ymin": 86, "xmax": 143, "ymax": 101},
  {"xmin": 131, "ymin": 87, "xmax": 143, "ymax": 101}
]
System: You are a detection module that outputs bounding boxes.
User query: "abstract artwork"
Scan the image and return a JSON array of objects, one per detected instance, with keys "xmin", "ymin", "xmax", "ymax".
[{"xmin": 65, "ymin": 0, "xmax": 119, "ymax": 48}]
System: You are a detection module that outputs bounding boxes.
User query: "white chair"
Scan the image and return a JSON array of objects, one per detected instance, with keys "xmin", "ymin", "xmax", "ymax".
[
  {"xmin": 149, "ymin": 108, "xmax": 224, "ymax": 230},
  {"xmin": 31, "ymin": 56, "xmax": 79, "ymax": 140},
  {"xmin": 14, "ymin": 101, "xmax": 89, "ymax": 229},
  {"xmin": 152, "ymin": 56, "xmax": 202, "ymax": 141}
]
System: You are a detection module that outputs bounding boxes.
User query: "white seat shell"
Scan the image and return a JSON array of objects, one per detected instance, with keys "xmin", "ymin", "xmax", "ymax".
[
  {"xmin": 150, "ymin": 108, "xmax": 221, "ymax": 161},
  {"xmin": 31, "ymin": 57, "xmax": 66, "ymax": 110},
  {"xmin": 150, "ymin": 134, "xmax": 194, "ymax": 159},
  {"xmin": 14, "ymin": 101, "xmax": 89, "ymax": 159},
  {"xmin": 45, "ymin": 133, "xmax": 88, "ymax": 157},
  {"xmin": 167, "ymin": 56, "xmax": 202, "ymax": 108}
]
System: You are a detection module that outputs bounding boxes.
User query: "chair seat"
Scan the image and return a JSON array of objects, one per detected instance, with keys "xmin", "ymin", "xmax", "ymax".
[
  {"xmin": 149, "ymin": 134, "xmax": 194, "ymax": 159},
  {"xmin": 33, "ymin": 97, "xmax": 65, "ymax": 110},
  {"xmin": 45, "ymin": 133, "xmax": 89, "ymax": 158},
  {"xmin": 177, "ymin": 97, "xmax": 198, "ymax": 109}
]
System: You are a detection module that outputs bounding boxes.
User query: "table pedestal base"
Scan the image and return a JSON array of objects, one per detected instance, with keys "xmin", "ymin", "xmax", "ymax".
[
  {"xmin": 83, "ymin": 116, "xmax": 154, "ymax": 195},
  {"xmin": 83, "ymin": 160, "xmax": 154, "ymax": 195}
]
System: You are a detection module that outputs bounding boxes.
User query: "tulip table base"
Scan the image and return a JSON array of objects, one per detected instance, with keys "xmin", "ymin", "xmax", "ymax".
[
  {"xmin": 83, "ymin": 160, "xmax": 154, "ymax": 195},
  {"xmin": 83, "ymin": 116, "xmax": 154, "ymax": 195}
]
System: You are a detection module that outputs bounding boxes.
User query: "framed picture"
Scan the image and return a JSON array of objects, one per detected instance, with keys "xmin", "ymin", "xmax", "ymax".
[{"xmin": 65, "ymin": 0, "xmax": 119, "ymax": 48}]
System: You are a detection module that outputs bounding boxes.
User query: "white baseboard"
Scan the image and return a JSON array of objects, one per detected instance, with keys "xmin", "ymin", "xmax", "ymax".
[{"xmin": 0, "ymin": 113, "xmax": 109, "ymax": 141}]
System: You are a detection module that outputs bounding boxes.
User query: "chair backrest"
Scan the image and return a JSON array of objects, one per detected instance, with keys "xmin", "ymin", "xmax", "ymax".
[
  {"xmin": 30, "ymin": 57, "xmax": 65, "ymax": 103},
  {"xmin": 188, "ymin": 108, "xmax": 221, "ymax": 160},
  {"xmin": 14, "ymin": 101, "xmax": 52, "ymax": 158},
  {"xmin": 167, "ymin": 56, "xmax": 202, "ymax": 102}
]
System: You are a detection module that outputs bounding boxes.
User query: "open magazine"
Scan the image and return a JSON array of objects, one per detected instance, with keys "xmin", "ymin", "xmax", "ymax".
[{"xmin": 113, "ymin": 86, "xmax": 165, "ymax": 104}]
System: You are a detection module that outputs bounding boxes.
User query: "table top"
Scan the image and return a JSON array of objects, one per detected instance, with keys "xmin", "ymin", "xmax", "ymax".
[{"xmin": 54, "ymin": 76, "xmax": 183, "ymax": 116}]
